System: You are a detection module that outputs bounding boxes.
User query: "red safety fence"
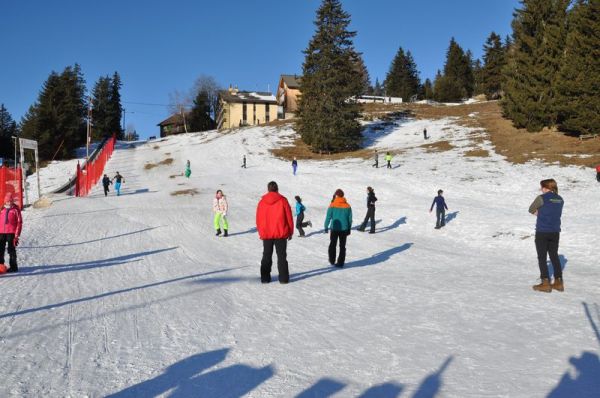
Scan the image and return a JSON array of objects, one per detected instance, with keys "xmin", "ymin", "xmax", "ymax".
[
  {"xmin": 0, "ymin": 166, "xmax": 23, "ymax": 209},
  {"xmin": 75, "ymin": 136, "xmax": 116, "ymax": 197}
]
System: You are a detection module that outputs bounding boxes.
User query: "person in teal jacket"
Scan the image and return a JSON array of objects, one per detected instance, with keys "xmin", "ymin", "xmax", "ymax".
[{"xmin": 324, "ymin": 189, "xmax": 352, "ymax": 267}]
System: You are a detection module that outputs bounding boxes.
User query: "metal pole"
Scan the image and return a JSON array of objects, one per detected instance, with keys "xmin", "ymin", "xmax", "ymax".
[
  {"xmin": 12, "ymin": 136, "xmax": 17, "ymax": 169},
  {"xmin": 86, "ymin": 97, "xmax": 92, "ymax": 163}
]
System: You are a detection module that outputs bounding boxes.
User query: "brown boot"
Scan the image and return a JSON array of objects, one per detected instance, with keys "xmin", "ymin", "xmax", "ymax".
[
  {"xmin": 551, "ymin": 277, "xmax": 564, "ymax": 292},
  {"xmin": 533, "ymin": 278, "xmax": 552, "ymax": 293}
]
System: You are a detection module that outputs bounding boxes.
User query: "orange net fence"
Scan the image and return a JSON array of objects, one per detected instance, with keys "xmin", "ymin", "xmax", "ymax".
[
  {"xmin": 75, "ymin": 136, "xmax": 116, "ymax": 197},
  {"xmin": 0, "ymin": 166, "xmax": 23, "ymax": 209}
]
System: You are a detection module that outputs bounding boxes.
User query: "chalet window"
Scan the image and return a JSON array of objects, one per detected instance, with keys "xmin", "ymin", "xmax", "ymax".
[
  {"xmin": 243, "ymin": 102, "xmax": 247, "ymax": 123},
  {"xmin": 265, "ymin": 103, "xmax": 270, "ymax": 123}
]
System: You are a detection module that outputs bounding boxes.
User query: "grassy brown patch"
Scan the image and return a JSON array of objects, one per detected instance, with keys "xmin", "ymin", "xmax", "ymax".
[
  {"xmin": 271, "ymin": 138, "xmax": 380, "ymax": 161},
  {"xmin": 170, "ymin": 188, "xmax": 199, "ymax": 196},
  {"xmin": 144, "ymin": 157, "xmax": 174, "ymax": 170},
  {"xmin": 464, "ymin": 148, "xmax": 490, "ymax": 157},
  {"xmin": 153, "ymin": 145, "xmax": 160, "ymax": 150},
  {"xmin": 421, "ymin": 140, "xmax": 454, "ymax": 153}
]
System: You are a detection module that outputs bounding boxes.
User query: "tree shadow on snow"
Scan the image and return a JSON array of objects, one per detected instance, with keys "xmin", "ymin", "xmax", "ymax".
[
  {"xmin": 21, "ymin": 226, "xmax": 160, "ymax": 249},
  {"xmin": 444, "ymin": 211, "xmax": 459, "ymax": 225},
  {"xmin": 106, "ymin": 348, "xmax": 274, "ymax": 398},
  {"xmin": 0, "ymin": 265, "xmax": 248, "ymax": 320},
  {"xmin": 358, "ymin": 382, "xmax": 403, "ymax": 398},
  {"xmin": 10, "ymin": 247, "xmax": 177, "ymax": 277},
  {"xmin": 546, "ymin": 302, "xmax": 600, "ymax": 398},
  {"xmin": 547, "ymin": 255, "xmax": 568, "ymax": 279},
  {"xmin": 290, "ymin": 243, "xmax": 413, "ymax": 283}
]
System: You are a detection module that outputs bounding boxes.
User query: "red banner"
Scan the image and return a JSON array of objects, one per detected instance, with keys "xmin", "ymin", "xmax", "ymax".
[
  {"xmin": 0, "ymin": 166, "xmax": 23, "ymax": 209},
  {"xmin": 75, "ymin": 136, "xmax": 116, "ymax": 197}
]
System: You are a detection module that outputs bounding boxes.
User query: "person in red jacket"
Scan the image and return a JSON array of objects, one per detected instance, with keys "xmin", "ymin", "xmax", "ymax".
[
  {"xmin": 1, "ymin": 192, "xmax": 23, "ymax": 273},
  {"xmin": 256, "ymin": 181, "xmax": 294, "ymax": 284}
]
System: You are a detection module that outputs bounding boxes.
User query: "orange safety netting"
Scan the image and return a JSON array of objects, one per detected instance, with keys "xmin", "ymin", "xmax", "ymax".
[
  {"xmin": 75, "ymin": 136, "xmax": 116, "ymax": 197},
  {"xmin": 0, "ymin": 166, "xmax": 23, "ymax": 209}
]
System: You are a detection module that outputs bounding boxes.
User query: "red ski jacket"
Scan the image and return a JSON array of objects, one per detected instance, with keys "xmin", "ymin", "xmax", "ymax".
[
  {"xmin": 596, "ymin": 165, "xmax": 600, "ymax": 173},
  {"xmin": 256, "ymin": 192, "xmax": 294, "ymax": 240},
  {"xmin": 0, "ymin": 205, "xmax": 22, "ymax": 237}
]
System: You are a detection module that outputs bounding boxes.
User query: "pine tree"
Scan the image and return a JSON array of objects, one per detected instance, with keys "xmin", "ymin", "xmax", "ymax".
[
  {"xmin": 108, "ymin": 72, "xmax": 124, "ymax": 139},
  {"xmin": 384, "ymin": 47, "xmax": 421, "ymax": 100},
  {"xmin": 189, "ymin": 89, "xmax": 214, "ymax": 132},
  {"xmin": 472, "ymin": 59, "xmax": 484, "ymax": 96},
  {"xmin": 502, "ymin": 0, "xmax": 570, "ymax": 131},
  {"xmin": 556, "ymin": 0, "xmax": 600, "ymax": 136},
  {"xmin": 373, "ymin": 78, "xmax": 384, "ymax": 96},
  {"xmin": 434, "ymin": 38, "xmax": 474, "ymax": 102},
  {"xmin": 296, "ymin": 0, "xmax": 363, "ymax": 152},
  {"xmin": 354, "ymin": 53, "xmax": 371, "ymax": 95},
  {"xmin": 482, "ymin": 32, "xmax": 507, "ymax": 99},
  {"xmin": 20, "ymin": 65, "xmax": 87, "ymax": 160},
  {"xmin": 423, "ymin": 78, "xmax": 434, "ymax": 100},
  {"xmin": 91, "ymin": 76, "xmax": 112, "ymax": 140},
  {"xmin": 0, "ymin": 104, "xmax": 17, "ymax": 159}
]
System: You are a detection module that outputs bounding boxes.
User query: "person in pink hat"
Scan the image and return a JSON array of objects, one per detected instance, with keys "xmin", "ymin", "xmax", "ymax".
[{"xmin": 0, "ymin": 192, "xmax": 22, "ymax": 273}]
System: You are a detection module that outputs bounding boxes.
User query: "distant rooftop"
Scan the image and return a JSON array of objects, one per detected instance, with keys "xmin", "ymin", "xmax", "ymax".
[
  {"xmin": 281, "ymin": 74, "xmax": 302, "ymax": 89},
  {"xmin": 220, "ymin": 90, "xmax": 276, "ymax": 104}
]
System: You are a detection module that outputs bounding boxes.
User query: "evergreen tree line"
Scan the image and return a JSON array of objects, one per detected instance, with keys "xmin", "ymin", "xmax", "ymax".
[
  {"xmin": 502, "ymin": 0, "xmax": 599, "ymax": 135},
  {"xmin": 0, "ymin": 104, "xmax": 18, "ymax": 160},
  {"xmin": 15, "ymin": 64, "xmax": 124, "ymax": 160}
]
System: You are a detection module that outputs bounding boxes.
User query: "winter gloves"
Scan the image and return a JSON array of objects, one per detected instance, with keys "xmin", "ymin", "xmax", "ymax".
[{"xmin": 13, "ymin": 237, "xmax": 19, "ymax": 247}]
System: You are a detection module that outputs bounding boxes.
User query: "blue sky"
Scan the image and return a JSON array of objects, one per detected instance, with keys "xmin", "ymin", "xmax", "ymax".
[{"xmin": 1, "ymin": 0, "xmax": 520, "ymax": 139}]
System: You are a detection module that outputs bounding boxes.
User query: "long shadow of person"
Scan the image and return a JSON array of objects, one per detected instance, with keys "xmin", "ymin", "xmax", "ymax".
[
  {"xmin": 227, "ymin": 227, "xmax": 257, "ymax": 237},
  {"xmin": 546, "ymin": 302, "xmax": 600, "ymax": 398},
  {"xmin": 444, "ymin": 211, "xmax": 459, "ymax": 225},
  {"xmin": 377, "ymin": 217, "xmax": 407, "ymax": 233},
  {"xmin": 295, "ymin": 378, "xmax": 346, "ymax": 397},
  {"xmin": 412, "ymin": 356, "xmax": 454, "ymax": 398},
  {"xmin": 107, "ymin": 348, "xmax": 274, "ymax": 398},
  {"xmin": 358, "ymin": 382, "xmax": 403, "ymax": 398},
  {"xmin": 290, "ymin": 243, "xmax": 413, "ymax": 283}
]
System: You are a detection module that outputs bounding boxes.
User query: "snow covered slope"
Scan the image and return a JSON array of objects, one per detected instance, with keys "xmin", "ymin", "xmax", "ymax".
[{"xmin": 1, "ymin": 118, "xmax": 598, "ymax": 397}]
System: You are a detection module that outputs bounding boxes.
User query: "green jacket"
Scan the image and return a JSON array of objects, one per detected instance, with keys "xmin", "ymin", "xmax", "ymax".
[{"xmin": 324, "ymin": 197, "xmax": 353, "ymax": 232}]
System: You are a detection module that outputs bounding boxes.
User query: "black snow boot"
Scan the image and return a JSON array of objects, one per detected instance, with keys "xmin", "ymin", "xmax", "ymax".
[
  {"xmin": 223, "ymin": 230, "xmax": 228, "ymax": 237},
  {"xmin": 215, "ymin": 229, "xmax": 222, "ymax": 236}
]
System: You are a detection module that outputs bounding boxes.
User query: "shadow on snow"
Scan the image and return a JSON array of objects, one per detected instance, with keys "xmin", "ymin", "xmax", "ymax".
[
  {"xmin": 21, "ymin": 226, "xmax": 160, "ymax": 249},
  {"xmin": 290, "ymin": 243, "xmax": 413, "ymax": 283}
]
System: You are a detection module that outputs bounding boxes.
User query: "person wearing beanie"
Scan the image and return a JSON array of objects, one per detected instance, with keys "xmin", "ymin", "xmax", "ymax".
[
  {"xmin": 0, "ymin": 193, "xmax": 22, "ymax": 273},
  {"xmin": 358, "ymin": 186, "xmax": 377, "ymax": 233},
  {"xmin": 256, "ymin": 181, "xmax": 294, "ymax": 284},
  {"xmin": 294, "ymin": 195, "xmax": 312, "ymax": 237},
  {"xmin": 324, "ymin": 189, "xmax": 352, "ymax": 267},
  {"xmin": 430, "ymin": 189, "xmax": 448, "ymax": 229}
]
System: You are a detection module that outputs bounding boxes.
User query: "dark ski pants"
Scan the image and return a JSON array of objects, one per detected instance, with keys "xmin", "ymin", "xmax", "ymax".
[
  {"xmin": 387, "ymin": 161, "xmax": 391, "ymax": 169},
  {"xmin": 261, "ymin": 239, "xmax": 289, "ymax": 283},
  {"xmin": 436, "ymin": 208, "xmax": 446, "ymax": 228},
  {"xmin": 360, "ymin": 207, "xmax": 376, "ymax": 232},
  {"xmin": 329, "ymin": 230, "xmax": 349, "ymax": 266},
  {"xmin": 0, "ymin": 233, "xmax": 17, "ymax": 270},
  {"xmin": 373, "ymin": 160, "xmax": 378, "ymax": 168},
  {"xmin": 596, "ymin": 172, "xmax": 600, "ymax": 182},
  {"xmin": 535, "ymin": 232, "xmax": 562, "ymax": 280},
  {"xmin": 103, "ymin": 185, "xmax": 110, "ymax": 197},
  {"xmin": 296, "ymin": 213, "xmax": 310, "ymax": 237}
]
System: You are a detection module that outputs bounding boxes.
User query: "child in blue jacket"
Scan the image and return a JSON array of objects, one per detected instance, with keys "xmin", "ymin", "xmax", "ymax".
[
  {"xmin": 294, "ymin": 196, "xmax": 312, "ymax": 237},
  {"xmin": 430, "ymin": 189, "xmax": 448, "ymax": 229}
]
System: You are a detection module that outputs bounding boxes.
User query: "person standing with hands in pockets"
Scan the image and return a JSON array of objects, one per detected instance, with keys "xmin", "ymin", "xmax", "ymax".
[{"xmin": 529, "ymin": 179, "xmax": 564, "ymax": 293}]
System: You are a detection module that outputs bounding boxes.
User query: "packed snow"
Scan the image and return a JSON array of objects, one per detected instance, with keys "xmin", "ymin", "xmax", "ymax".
[{"xmin": 1, "ymin": 115, "xmax": 598, "ymax": 397}]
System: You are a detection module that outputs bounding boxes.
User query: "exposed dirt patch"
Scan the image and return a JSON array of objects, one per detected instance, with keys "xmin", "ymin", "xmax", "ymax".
[
  {"xmin": 421, "ymin": 140, "xmax": 454, "ymax": 153},
  {"xmin": 153, "ymin": 145, "xmax": 160, "ymax": 150},
  {"xmin": 170, "ymin": 188, "xmax": 199, "ymax": 196},
  {"xmin": 271, "ymin": 138, "xmax": 377, "ymax": 161},
  {"xmin": 464, "ymin": 148, "xmax": 490, "ymax": 158},
  {"xmin": 169, "ymin": 174, "xmax": 181, "ymax": 179},
  {"xmin": 144, "ymin": 157, "xmax": 174, "ymax": 170}
]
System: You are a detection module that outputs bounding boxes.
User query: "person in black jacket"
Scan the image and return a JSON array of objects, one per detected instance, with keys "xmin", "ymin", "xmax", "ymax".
[
  {"xmin": 358, "ymin": 186, "xmax": 377, "ymax": 233},
  {"xmin": 102, "ymin": 174, "xmax": 111, "ymax": 197}
]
